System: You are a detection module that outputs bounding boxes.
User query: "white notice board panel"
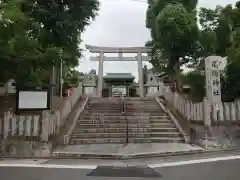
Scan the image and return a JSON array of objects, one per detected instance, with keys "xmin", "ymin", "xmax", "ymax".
[{"xmin": 18, "ymin": 91, "xmax": 48, "ymax": 109}]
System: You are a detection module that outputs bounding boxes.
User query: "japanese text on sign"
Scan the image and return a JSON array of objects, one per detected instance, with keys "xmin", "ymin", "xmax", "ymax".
[
  {"xmin": 212, "ymin": 61, "xmax": 219, "ymax": 69},
  {"xmin": 212, "ymin": 70, "xmax": 219, "ymax": 77}
]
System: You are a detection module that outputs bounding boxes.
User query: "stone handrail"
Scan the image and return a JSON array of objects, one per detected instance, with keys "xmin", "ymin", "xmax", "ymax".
[
  {"xmin": 63, "ymin": 96, "xmax": 89, "ymax": 145},
  {"xmin": 155, "ymin": 97, "xmax": 190, "ymax": 143},
  {"xmin": 41, "ymin": 85, "xmax": 83, "ymax": 142},
  {"xmin": 58, "ymin": 86, "xmax": 83, "ymax": 126}
]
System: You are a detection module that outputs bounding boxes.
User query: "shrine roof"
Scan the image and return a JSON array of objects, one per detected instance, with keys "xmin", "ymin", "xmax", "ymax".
[{"xmin": 103, "ymin": 73, "xmax": 135, "ymax": 80}]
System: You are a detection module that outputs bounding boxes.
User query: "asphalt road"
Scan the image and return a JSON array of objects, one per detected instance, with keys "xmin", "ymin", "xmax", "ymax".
[{"xmin": 0, "ymin": 158, "xmax": 240, "ymax": 180}]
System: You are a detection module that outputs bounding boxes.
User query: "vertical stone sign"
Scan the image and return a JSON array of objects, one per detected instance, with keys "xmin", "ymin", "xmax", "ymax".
[
  {"xmin": 205, "ymin": 56, "xmax": 222, "ymax": 104},
  {"xmin": 205, "ymin": 56, "xmax": 224, "ymax": 123}
]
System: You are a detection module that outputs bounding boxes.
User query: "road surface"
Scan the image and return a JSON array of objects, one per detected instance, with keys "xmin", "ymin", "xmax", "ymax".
[{"xmin": 1, "ymin": 154, "xmax": 240, "ymax": 180}]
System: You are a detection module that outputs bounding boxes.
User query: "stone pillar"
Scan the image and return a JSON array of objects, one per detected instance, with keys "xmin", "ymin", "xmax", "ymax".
[
  {"xmin": 97, "ymin": 52, "xmax": 104, "ymax": 97},
  {"xmin": 203, "ymin": 98, "xmax": 211, "ymax": 127},
  {"xmin": 126, "ymin": 85, "xmax": 129, "ymax": 97},
  {"xmin": 137, "ymin": 52, "xmax": 144, "ymax": 97},
  {"xmin": 109, "ymin": 86, "xmax": 111, "ymax": 97}
]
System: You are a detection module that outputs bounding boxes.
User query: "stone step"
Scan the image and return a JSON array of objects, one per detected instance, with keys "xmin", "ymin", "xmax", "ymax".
[
  {"xmin": 85, "ymin": 111, "xmax": 123, "ymax": 113},
  {"xmin": 77, "ymin": 119, "xmax": 171, "ymax": 125},
  {"xmin": 147, "ymin": 113, "xmax": 167, "ymax": 115},
  {"xmin": 126, "ymin": 100, "xmax": 155, "ymax": 102},
  {"xmin": 82, "ymin": 113, "xmax": 125, "ymax": 115},
  {"xmin": 69, "ymin": 138, "xmax": 126, "ymax": 144},
  {"xmin": 84, "ymin": 111, "xmax": 128, "ymax": 114},
  {"xmin": 87, "ymin": 107, "xmax": 135, "ymax": 109},
  {"xmin": 80, "ymin": 116, "xmax": 151, "ymax": 120},
  {"xmin": 81, "ymin": 115, "xmax": 153, "ymax": 118},
  {"xmin": 131, "ymin": 137, "xmax": 184, "ymax": 143},
  {"xmin": 69, "ymin": 137, "xmax": 183, "ymax": 144},
  {"xmin": 135, "ymin": 105, "xmax": 159, "ymax": 107},
  {"xmin": 71, "ymin": 133, "xmax": 126, "ymax": 139},
  {"xmin": 151, "ymin": 127, "xmax": 177, "ymax": 132},
  {"xmin": 79, "ymin": 114, "xmax": 152, "ymax": 120},
  {"xmin": 87, "ymin": 105, "xmax": 122, "ymax": 107},
  {"xmin": 150, "ymin": 132, "xmax": 180, "ymax": 137},
  {"xmin": 86, "ymin": 107, "xmax": 122, "ymax": 111},
  {"xmin": 150, "ymin": 119, "xmax": 171, "ymax": 123},
  {"xmin": 87, "ymin": 104, "xmax": 122, "ymax": 106},
  {"xmin": 88, "ymin": 104, "xmax": 122, "ymax": 105},
  {"xmin": 150, "ymin": 115, "xmax": 170, "ymax": 119},
  {"xmin": 80, "ymin": 115, "xmax": 170, "ymax": 120},
  {"xmin": 141, "ymin": 109, "xmax": 164, "ymax": 111},
  {"xmin": 75, "ymin": 121, "xmax": 174, "ymax": 127},
  {"xmin": 74, "ymin": 124, "xmax": 151, "ymax": 129},
  {"xmin": 72, "ymin": 127, "xmax": 178, "ymax": 133},
  {"xmin": 150, "ymin": 119, "xmax": 171, "ymax": 122},
  {"xmin": 73, "ymin": 128, "xmax": 127, "ymax": 133},
  {"xmin": 140, "ymin": 108, "xmax": 163, "ymax": 113},
  {"xmin": 87, "ymin": 105, "xmax": 120, "ymax": 106},
  {"xmin": 88, "ymin": 101, "xmax": 122, "ymax": 103},
  {"xmin": 88, "ymin": 102, "xmax": 122, "ymax": 104},
  {"xmin": 151, "ymin": 123, "xmax": 176, "ymax": 128},
  {"xmin": 150, "ymin": 116, "xmax": 169, "ymax": 118},
  {"xmin": 82, "ymin": 113, "xmax": 166, "ymax": 116},
  {"xmin": 75, "ymin": 120, "xmax": 152, "ymax": 125},
  {"xmin": 71, "ymin": 132, "xmax": 180, "ymax": 139},
  {"xmin": 85, "ymin": 113, "xmax": 163, "ymax": 115},
  {"xmin": 86, "ymin": 110, "xmax": 122, "ymax": 112},
  {"xmin": 78, "ymin": 117, "xmax": 172, "ymax": 122},
  {"xmin": 82, "ymin": 116, "xmax": 128, "ymax": 119}
]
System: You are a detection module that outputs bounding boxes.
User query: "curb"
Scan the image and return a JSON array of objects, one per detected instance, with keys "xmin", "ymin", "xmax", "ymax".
[{"xmin": 1, "ymin": 148, "xmax": 240, "ymax": 160}]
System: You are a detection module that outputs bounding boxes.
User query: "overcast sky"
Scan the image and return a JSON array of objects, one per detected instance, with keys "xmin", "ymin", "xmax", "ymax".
[{"xmin": 79, "ymin": 0, "xmax": 238, "ymax": 79}]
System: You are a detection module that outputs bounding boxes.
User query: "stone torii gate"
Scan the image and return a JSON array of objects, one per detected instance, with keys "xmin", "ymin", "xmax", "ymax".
[{"xmin": 85, "ymin": 45, "xmax": 152, "ymax": 97}]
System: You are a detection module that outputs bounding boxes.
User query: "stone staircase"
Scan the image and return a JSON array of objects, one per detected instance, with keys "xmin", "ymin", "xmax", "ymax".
[
  {"xmin": 125, "ymin": 98, "xmax": 184, "ymax": 143},
  {"xmin": 69, "ymin": 97, "xmax": 184, "ymax": 145}
]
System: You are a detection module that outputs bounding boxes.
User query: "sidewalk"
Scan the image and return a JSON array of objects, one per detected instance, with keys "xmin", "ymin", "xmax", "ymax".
[
  {"xmin": 193, "ymin": 125, "xmax": 240, "ymax": 150},
  {"xmin": 53, "ymin": 143, "xmax": 203, "ymax": 158}
]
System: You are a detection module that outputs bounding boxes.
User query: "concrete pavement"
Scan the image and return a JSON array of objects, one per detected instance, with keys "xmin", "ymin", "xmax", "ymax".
[
  {"xmin": 53, "ymin": 143, "xmax": 203, "ymax": 158},
  {"xmin": 1, "ymin": 152, "xmax": 240, "ymax": 180}
]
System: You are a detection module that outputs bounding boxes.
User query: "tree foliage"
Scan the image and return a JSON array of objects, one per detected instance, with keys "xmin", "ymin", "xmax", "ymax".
[
  {"xmin": 0, "ymin": 0, "xmax": 99, "ymax": 87},
  {"xmin": 194, "ymin": 2, "xmax": 240, "ymax": 101},
  {"xmin": 146, "ymin": 0, "xmax": 199, "ymax": 91},
  {"xmin": 181, "ymin": 71, "xmax": 205, "ymax": 102},
  {"xmin": 221, "ymin": 60, "xmax": 240, "ymax": 101},
  {"xmin": 146, "ymin": 0, "xmax": 240, "ymax": 101}
]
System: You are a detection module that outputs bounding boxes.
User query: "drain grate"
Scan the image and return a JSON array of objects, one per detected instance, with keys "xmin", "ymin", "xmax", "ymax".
[{"xmin": 87, "ymin": 165, "xmax": 162, "ymax": 177}]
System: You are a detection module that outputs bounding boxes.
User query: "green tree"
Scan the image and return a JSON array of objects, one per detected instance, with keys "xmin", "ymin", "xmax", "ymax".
[
  {"xmin": 197, "ymin": 5, "xmax": 234, "ymax": 58},
  {"xmin": 64, "ymin": 69, "xmax": 84, "ymax": 87},
  {"xmin": 23, "ymin": 0, "xmax": 99, "ymax": 89},
  {"xmin": 222, "ymin": 60, "xmax": 240, "ymax": 102},
  {"xmin": 0, "ymin": 0, "xmax": 99, "ymax": 88},
  {"xmin": 197, "ymin": 2, "xmax": 240, "ymax": 101},
  {"xmin": 182, "ymin": 71, "xmax": 205, "ymax": 102},
  {"xmin": 0, "ymin": 0, "xmax": 44, "ymax": 85},
  {"xmin": 146, "ymin": 0, "xmax": 198, "ymax": 91}
]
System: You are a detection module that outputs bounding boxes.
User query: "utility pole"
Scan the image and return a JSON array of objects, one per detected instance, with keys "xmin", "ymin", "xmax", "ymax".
[
  {"xmin": 60, "ymin": 59, "xmax": 63, "ymax": 98},
  {"xmin": 60, "ymin": 49, "xmax": 63, "ymax": 98},
  {"xmin": 50, "ymin": 60, "xmax": 56, "ymax": 110}
]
